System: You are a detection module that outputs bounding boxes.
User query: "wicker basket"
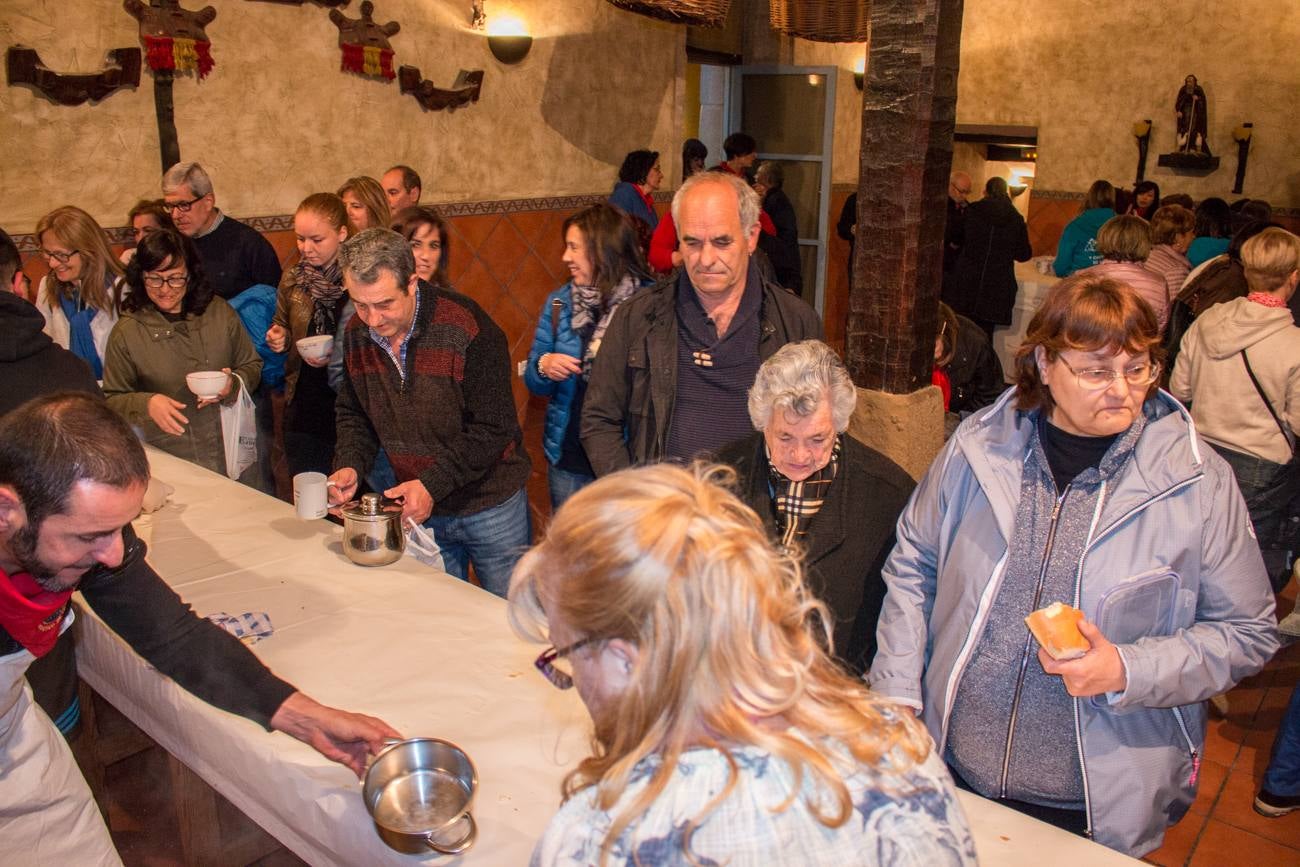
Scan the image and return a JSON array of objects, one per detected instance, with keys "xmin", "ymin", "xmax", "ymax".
[
  {"xmin": 769, "ymin": 0, "xmax": 870, "ymax": 43},
  {"xmin": 605, "ymin": 0, "xmax": 732, "ymax": 27}
]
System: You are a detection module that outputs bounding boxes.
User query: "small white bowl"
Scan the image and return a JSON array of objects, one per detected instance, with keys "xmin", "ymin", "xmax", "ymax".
[
  {"xmin": 185, "ymin": 370, "xmax": 227, "ymax": 400},
  {"xmin": 296, "ymin": 335, "xmax": 334, "ymax": 362}
]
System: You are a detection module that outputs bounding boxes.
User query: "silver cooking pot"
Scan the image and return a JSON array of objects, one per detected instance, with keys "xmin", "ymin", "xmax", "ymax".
[
  {"xmin": 340, "ymin": 493, "xmax": 405, "ymax": 566},
  {"xmin": 363, "ymin": 738, "xmax": 478, "ymax": 855}
]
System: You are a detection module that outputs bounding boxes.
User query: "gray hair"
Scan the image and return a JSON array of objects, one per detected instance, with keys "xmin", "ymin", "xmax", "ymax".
[
  {"xmin": 755, "ymin": 161, "xmax": 783, "ymax": 191},
  {"xmin": 748, "ymin": 340, "xmax": 857, "ymax": 433},
  {"xmin": 670, "ymin": 171, "xmax": 761, "ymax": 235},
  {"xmin": 338, "ymin": 227, "xmax": 415, "ymax": 289},
  {"xmin": 162, "ymin": 161, "xmax": 213, "ymax": 198}
]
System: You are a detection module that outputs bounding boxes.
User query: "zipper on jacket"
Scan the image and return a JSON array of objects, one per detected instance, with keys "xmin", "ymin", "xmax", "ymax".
[
  {"xmin": 998, "ymin": 485, "xmax": 1068, "ymax": 799},
  {"xmin": 1171, "ymin": 706, "xmax": 1202, "ymax": 787},
  {"xmin": 1070, "ymin": 481, "xmax": 1106, "ymax": 840}
]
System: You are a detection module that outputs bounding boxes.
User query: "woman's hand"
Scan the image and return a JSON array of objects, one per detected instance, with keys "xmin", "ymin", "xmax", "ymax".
[
  {"xmin": 148, "ymin": 394, "xmax": 189, "ymax": 435},
  {"xmin": 539, "ymin": 352, "xmax": 582, "ymax": 381},
  {"xmin": 195, "ymin": 368, "xmax": 234, "ymax": 409},
  {"xmin": 1038, "ymin": 619, "xmax": 1126, "ymax": 697},
  {"xmin": 265, "ymin": 323, "xmax": 288, "ymax": 353},
  {"xmin": 302, "ymin": 354, "xmax": 330, "ymax": 368}
]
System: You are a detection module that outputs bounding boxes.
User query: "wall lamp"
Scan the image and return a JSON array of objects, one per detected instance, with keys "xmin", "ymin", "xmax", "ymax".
[
  {"xmin": 852, "ymin": 57, "xmax": 865, "ymax": 91},
  {"xmin": 486, "ymin": 15, "xmax": 531, "ymax": 64}
]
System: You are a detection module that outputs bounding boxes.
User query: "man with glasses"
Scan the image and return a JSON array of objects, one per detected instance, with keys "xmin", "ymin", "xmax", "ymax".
[
  {"xmin": 943, "ymin": 170, "xmax": 973, "ymax": 288},
  {"xmin": 162, "ymin": 161, "xmax": 281, "ymax": 301}
]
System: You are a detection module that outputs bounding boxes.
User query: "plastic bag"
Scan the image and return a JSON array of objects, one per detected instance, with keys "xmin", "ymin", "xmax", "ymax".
[
  {"xmin": 404, "ymin": 518, "xmax": 446, "ymax": 573},
  {"xmin": 219, "ymin": 373, "xmax": 257, "ymax": 481}
]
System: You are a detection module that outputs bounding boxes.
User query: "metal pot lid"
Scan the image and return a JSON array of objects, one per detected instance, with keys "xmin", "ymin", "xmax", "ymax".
[{"xmin": 340, "ymin": 492, "xmax": 403, "ymax": 522}]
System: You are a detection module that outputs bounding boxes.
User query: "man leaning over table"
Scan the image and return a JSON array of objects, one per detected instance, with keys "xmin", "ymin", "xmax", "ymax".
[
  {"xmin": 0, "ymin": 392, "xmax": 402, "ymax": 867},
  {"xmin": 327, "ymin": 228, "xmax": 531, "ymax": 597}
]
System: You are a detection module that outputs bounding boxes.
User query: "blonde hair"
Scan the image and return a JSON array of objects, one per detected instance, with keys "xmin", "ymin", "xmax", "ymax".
[
  {"xmin": 1242, "ymin": 227, "xmax": 1300, "ymax": 294},
  {"xmin": 1095, "ymin": 214, "xmax": 1152, "ymax": 263},
  {"xmin": 35, "ymin": 206, "xmax": 125, "ymax": 312},
  {"xmin": 336, "ymin": 176, "xmax": 391, "ymax": 235},
  {"xmin": 508, "ymin": 463, "xmax": 930, "ymax": 865}
]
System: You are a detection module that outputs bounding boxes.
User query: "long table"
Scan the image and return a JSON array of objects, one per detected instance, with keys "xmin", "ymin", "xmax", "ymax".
[{"xmin": 76, "ymin": 448, "xmax": 1138, "ymax": 865}]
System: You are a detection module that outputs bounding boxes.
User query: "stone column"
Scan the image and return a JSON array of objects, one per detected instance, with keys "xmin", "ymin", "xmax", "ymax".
[{"xmin": 846, "ymin": 0, "xmax": 964, "ymax": 479}]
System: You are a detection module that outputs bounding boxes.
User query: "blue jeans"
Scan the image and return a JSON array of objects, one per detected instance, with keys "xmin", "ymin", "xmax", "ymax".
[
  {"xmin": 547, "ymin": 464, "xmax": 594, "ymax": 512},
  {"xmin": 1211, "ymin": 444, "xmax": 1299, "ymax": 589},
  {"xmin": 423, "ymin": 487, "xmax": 530, "ymax": 598},
  {"xmin": 1263, "ymin": 684, "xmax": 1300, "ymax": 796}
]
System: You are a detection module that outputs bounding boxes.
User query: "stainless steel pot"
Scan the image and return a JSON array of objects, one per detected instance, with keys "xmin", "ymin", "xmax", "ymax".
[
  {"xmin": 340, "ymin": 493, "xmax": 405, "ymax": 567},
  {"xmin": 362, "ymin": 738, "xmax": 478, "ymax": 855}
]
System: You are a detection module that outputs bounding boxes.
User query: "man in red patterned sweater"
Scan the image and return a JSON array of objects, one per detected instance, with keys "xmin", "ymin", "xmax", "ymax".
[{"xmin": 327, "ymin": 229, "xmax": 531, "ymax": 597}]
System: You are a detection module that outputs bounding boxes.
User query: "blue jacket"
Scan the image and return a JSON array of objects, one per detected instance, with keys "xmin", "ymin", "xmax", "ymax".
[
  {"xmin": 229, "ymin": 283, "xmax": 284, "ymax": 390},
  {"xmin": 870, "ymin": 388, "xmax": 1278, "ymax": 856},
  {"xmin": 1186, "ymin": 236, "xmax": 1230, "ymax": 269},
  {"xmin": 609, "ymin": 181, "xmax": 658, "ymax": 232},
  {"xmin": 1053, "ymin": 208, "xmax": 1115, "ymax": 277},
  {"xmin": 524, "ymin": 284, "xmax": 592, "ymax": 466}
]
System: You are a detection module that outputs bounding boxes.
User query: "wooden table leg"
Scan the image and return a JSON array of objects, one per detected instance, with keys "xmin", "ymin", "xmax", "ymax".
[{"xmin": 168, "ymin": 753, "xmax": 282, "ymax": 867}]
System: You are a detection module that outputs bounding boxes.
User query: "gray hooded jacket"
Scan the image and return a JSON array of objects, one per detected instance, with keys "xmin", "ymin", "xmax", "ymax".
[{"xmin": 870, "ymin": 388, "xmax": 1278, "ymax": 857}]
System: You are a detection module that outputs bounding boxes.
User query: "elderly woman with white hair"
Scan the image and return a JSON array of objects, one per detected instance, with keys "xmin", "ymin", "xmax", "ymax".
[
  {"xmin": 509, "ymin": 462, "xmax": 975, "ymax": 867},
  {"xmin": 715, "ymin": 339, "xmax": 915, "ymax": 674}
]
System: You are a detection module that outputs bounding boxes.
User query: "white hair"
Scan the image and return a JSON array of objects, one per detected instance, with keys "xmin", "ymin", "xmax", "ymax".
[
  {"xmin": 162, "ymin": 161, "xmax": 213, "ymax": 198},
  {"xmin": 748, "ymin": 340, "xmax": 857, "ymax": 433},
  {"xmin": 670, "ymin": 171, "xmax": 761, "ymax": 235}
]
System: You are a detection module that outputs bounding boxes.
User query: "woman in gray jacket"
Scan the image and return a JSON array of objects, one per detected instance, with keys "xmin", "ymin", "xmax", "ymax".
[{"xmin": 870, "ymin": 272, "xmax": 1277, "ymax": 857}]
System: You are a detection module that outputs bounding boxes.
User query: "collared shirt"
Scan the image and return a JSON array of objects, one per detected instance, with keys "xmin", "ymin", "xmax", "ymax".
[
  {"xmin": 366, "ymin": 287, "xmax": 422, "ymax": 381},
  {"xmin": 664, "ymin": 263, "xmax": 763, "ymax": 461},
  {"xmin": 194, "ymin": 210, "xmax": 224, "ymax": 239}
]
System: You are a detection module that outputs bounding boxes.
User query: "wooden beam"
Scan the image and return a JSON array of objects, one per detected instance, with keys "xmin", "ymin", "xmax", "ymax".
[{"xmin": 847, "ymin": 0, "xmax": 964, "ymax": 393}]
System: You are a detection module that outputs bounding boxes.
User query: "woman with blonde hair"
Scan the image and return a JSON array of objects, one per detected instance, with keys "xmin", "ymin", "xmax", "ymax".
[
  {"xmin": 33, "ymin": 205, "xmax": 126, "ymax": 379},
  {"xmin": 336, "ymin": 176, "xmax": 390, "ymax": 236},
  {"xmin": 266, "ymin": 193, "xmax": 350, "ymax": 476},
  {"xmin": 510, "ymin": 462, "xmax": 975, "ymax": 866}
]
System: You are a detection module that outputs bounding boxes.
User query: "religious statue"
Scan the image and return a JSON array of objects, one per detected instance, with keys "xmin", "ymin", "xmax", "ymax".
[{"xmin": 1176, "ymin": 74, "xmax": 1210, "ymax": 156}]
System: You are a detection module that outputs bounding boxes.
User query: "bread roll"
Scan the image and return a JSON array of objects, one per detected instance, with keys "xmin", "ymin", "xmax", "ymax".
[{"xmin": 1025, "ymin": 601, "xmax": 1091, "ymax": 661}]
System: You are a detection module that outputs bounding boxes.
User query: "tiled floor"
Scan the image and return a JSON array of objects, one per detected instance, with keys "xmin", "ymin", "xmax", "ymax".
[{"xmin": 1142, "ymin": 582, "xmax": 1300, "ymax": 867}]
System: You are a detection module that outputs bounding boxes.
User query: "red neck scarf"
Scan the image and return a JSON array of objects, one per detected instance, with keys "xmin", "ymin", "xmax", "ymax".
[
  {"xmin": 0, "ymin": 565, "xmax": 73, "ymax": 657},
  {"xmin": 1247, "ymin": 292, "xmax": 1287, "ymax": 309},
  {"xmin": 634, "ymin": 184, "xmax": 656, "ymax": 214}
]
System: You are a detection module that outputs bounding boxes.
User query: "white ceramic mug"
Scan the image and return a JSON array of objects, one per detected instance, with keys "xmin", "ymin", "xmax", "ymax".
[{"xmin": 293, "ymin": 472, "xmax": 330, "ymax": 519}]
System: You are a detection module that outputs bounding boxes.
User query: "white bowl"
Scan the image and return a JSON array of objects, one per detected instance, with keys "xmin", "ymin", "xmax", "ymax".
[
  {"xmin": 296, "ymin": 335, "xmax": 334, "ymax": 362},
  {"xmin": 185, "ymin": 370, "xmax": 227, "ymax": 400}
]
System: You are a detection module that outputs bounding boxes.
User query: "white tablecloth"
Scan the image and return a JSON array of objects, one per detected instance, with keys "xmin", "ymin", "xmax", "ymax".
[
  {"xmin": 76, "ymin": 448, "xmax": 1136, "ymax": 866},
  {"xmin": 993, "ymin": 260, "xmax": 1061, "ymax": 377}
]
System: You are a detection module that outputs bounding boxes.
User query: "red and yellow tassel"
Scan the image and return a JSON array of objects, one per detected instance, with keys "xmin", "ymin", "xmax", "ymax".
[
  {"xmin": 142, "ymin": 35, "xmax": 215, "ymax": 80},
  {"xmin": 340, "ymin": 43, "xmax": 395, "ymax": 80}
]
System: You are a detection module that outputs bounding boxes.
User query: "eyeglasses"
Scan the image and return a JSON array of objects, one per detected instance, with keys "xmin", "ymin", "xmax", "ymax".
[
  {"xmin": 165, "ymin": 195, "xmax": 205, "ymax": 213},
  {"xmin": 39, "ymin": 248, "xmax": 80, "ymax": 265},
  {"xmin": 143, "ymin": 273, "xmax": 189, "ymax": 289},
  {"xmin": 1057, "ymin": 356, "xmax": 1160, "ymax": 391},
  {"xmin": 534, "ymin": 635, "xmax": 603, "ymax": 690}
]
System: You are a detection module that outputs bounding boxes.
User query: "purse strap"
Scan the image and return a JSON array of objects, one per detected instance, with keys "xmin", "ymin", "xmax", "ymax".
[{"xmin": 1240, "ymin": 349, "xmax": 1295, "ymax": 456}]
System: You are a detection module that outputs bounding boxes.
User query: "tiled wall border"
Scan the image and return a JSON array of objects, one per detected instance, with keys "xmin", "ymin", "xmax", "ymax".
[{"xmin": 11, "ymin": 191, "xmax": 675, "ymax": 252}]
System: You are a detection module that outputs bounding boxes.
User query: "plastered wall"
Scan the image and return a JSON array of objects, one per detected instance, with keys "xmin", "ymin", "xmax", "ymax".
[
  {"xmin": 957, "ymin": 0, "xmax": 1300, "ymax": 207},
  {"xmin": 0, "ymin": 0, "xmax": 683, "ymax": 233}
]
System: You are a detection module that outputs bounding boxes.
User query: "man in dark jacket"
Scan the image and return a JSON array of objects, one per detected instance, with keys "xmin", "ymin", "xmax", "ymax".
[
  {"xmin": 943, "ymin": 176, "xmax": 1032, "ymax": 340},
  {"xmin": 0, "ymin": 393, "xmax": 400, "ymax": 864},
  {"xmin": 581, "ymin": 172, "xmax": 824, "ymax": 475},
  {"xmin": 327, "ymin": 229, "xmax": 531, "ymax": 598},
  {"xmin": 755, "ymin": 161, "xmax": 803, "ymax": 293}
]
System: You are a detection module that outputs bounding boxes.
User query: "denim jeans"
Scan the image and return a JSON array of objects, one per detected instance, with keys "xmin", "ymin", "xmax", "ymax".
[
  {"xmin": 423, "ymin": 487, "xmax": 530, "ymax": 598},
  {"xmin": 1263, "ymin": 683, "xmax": 1300, "ymax": 796},
  {"xmin": 1211, "ymin": 444, "xmax": 1299, "ymax": 589},
  {"xmin": 547, "ymin": 464, "xmax": 594, "ymax": 512}
]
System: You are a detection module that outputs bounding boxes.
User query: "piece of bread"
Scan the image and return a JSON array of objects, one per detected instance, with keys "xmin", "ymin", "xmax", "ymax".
[{"xmin": 1025, "ymin": 601, "xmax": 1091, "ymax": 661}]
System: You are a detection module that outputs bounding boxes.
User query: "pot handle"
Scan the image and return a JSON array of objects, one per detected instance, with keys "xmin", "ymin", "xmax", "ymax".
[{"xmin": 426, "ymin": 812, "xmax": 476, "ymax": 856}]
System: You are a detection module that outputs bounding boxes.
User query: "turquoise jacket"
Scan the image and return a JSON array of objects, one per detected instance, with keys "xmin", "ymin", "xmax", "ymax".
[{"xmin": 1053, "ymin": 207, "xmax": 1115, "ymax": 277}]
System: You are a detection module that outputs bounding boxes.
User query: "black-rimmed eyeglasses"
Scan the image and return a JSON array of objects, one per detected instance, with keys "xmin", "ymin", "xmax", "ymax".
[
  {"xmin": 534, "ymin": 636, "xmax": 603, "ymax": 690},
  {"xmin": 165, "ymin": 195, "xmax": 205, "ymax": 213},
  {"xmin": 38, "ymin": 248, "xmax": 80, "ymax": 265}
]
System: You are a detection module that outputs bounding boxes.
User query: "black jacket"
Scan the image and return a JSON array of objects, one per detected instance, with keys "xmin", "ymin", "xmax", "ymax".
[
  {"xmin": 714, "ymin": 432, "xmax": 915, "ymax": 674},
  {"xmin": 944, "ymin": 196, "xmax": 1032, "ymax": 326},
  {"xmin": 947, "ymin": 313, "xmax": 1008, "ymax": 414},
  {"xmin": 581, "ymin": 266, "xmax": 824, "ymax": 476},
  {"xmin": 0, "ymin": 291, "xmax": 99, "ymax": 414},
  {"xmin": 758, "ymin": 188, "xmax": 802, "ymax": 292}
]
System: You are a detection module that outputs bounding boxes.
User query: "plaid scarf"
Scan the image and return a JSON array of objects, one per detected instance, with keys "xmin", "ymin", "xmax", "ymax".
[
  {"xmin": 768, "ymin": 435, "xmax": 841, "ymax": 550},
  {"xmin": 295, "ymin": 259, "xmax": 345, "ymax": 336},
  {"xmin": 571, "ymin": 274, "xmax": 639, "ymax": 379}
]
